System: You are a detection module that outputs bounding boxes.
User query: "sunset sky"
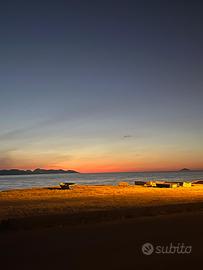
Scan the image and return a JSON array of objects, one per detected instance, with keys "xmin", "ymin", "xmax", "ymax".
[{"xmin": 0, "ymin": 0, "xmax": 203, "ymax": 172}]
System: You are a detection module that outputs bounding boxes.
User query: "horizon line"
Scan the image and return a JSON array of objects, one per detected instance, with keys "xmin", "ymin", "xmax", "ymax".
[{"xmin": 1, "ymin": 168, "xmax": 203, "ymax": 174}]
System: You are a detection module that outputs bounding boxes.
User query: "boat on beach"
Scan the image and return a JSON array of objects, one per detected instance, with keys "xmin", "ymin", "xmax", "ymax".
[{"xmin": 135, "ymin": 181, "xmax": 192, "ymax": 188}]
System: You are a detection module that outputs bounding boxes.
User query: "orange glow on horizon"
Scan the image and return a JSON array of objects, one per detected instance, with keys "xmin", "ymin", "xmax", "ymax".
[
  {"xmin": 13, "ymin": 166, "xmax": 202, "ymax": 174},
  {"xmin": 43, "ymin": 156, "xmax": 203, "ymax": 173},
  {"xmin": 1, "ymin": 152, "xmax": 202, "ymax": 173},
  {"xmin": 2, "ymin": 164, "xmax": 203, "ymax": 173},
  {"xmin": 42, "ymin": 163, "xmax": 203, "ymax": 173}
]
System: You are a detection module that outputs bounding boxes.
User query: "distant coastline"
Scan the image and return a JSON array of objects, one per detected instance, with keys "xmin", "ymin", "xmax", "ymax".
[
  {"xmin": 0, "ymin": 168, "xmax": 79, "ymax": 176},
  {"xmin": 0, "ymin": 168, "xmax": 203, "ymax": 176}
]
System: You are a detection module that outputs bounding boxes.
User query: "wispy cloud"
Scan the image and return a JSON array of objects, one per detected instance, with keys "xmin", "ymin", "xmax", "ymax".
[
  {"xmin": 0, "ymin": 107, "xmax": 99, "ymax": 142},
  {"xmin": 123, "ymin": 135, "xmax": 133, "ymax": 139},
  {"xmin": 0, "ymin": 149, "xmax": 15, "ymax": 168},
  {"xmin": 0, "ymin": 117, "xmax": 64, "ymax": 141},
  {"xmin": 0, "ymin": 156, "xmax": 13, "ymax": 168}
]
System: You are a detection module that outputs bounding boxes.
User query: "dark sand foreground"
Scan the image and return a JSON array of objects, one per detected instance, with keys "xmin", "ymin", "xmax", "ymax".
[{"xmin": 1, "ymin": 184, "xmax": 203, "ymax": 269}]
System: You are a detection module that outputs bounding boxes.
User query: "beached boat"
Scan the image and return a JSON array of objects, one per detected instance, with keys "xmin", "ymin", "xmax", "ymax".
[
  {"xmin": 60, "ymin": 182, "xmax": 75, "ymax": 189},
  {"xmin": 143, "ymin": 181, "xmax": 192, "ymax": 188}
]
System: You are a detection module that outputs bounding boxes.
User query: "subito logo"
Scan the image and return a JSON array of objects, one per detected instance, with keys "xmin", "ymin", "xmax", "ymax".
[{"xmin": 142, "ymin": 242, "xmax": 154, "ymax": 255}]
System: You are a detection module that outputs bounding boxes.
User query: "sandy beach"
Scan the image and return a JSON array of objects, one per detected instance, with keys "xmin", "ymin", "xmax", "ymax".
[
  {"xmin": 1, "ymin": 184, "xmax": 203, "ymax": 228},
  {"xmin": 1, "ymin": 183, "xmax": 203, "ymax": 269}
]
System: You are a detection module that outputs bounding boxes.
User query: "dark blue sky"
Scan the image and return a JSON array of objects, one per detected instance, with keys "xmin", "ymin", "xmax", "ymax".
[{"xmin": 0, "ymin": 0, "xmax": 203, "ymax": 171}]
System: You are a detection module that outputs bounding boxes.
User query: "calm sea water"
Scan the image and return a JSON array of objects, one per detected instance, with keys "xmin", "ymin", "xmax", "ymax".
[{"xmin": 0, "ymin": 171, "xmax": 203, "ymax": 191}]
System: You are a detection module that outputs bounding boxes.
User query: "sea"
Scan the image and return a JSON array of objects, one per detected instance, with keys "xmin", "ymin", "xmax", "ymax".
[{"xmin": 0, "ymin": 171, "xmax": 203, "ymax": 191}]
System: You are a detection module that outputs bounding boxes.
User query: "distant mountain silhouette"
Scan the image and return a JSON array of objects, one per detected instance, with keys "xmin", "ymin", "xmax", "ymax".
[
  {"xmin": 0, "ymin": 168, "xmax": 79, "ymax": 176},
  {"xmin": 179, "ymin": 168, "xmax": 191, "ymax": 172}
]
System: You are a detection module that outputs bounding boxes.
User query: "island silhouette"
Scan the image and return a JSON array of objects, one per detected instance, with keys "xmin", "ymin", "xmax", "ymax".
[
  {"xmin": 179, "ymin": 168, "xmax": 191, "ymax": 172},
  {"xmin": 0, "ymin": 168, "xmax": 79, "ymax": 176}
]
